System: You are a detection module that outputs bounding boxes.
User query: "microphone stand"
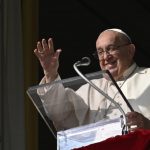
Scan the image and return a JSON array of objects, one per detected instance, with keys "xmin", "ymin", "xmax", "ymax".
[{"xmin": 73, "ymin": 57, "xmax": 128, "ymax": 134}]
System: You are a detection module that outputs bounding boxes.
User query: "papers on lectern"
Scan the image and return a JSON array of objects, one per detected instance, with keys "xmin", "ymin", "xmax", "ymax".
[{"xmin": 57, "ymin": 117, "xmax": 122, "ymax": 150}]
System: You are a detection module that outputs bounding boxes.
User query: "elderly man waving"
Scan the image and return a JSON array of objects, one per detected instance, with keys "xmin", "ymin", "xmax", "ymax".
[{"xmin": 34, "ymin": 28, "xmax": 150, "ymax": 131}]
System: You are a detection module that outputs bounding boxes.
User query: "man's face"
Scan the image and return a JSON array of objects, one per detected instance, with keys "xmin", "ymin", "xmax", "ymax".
[{"xmin": 96, "ymin": 31, "xmax": 135, "ymax": 80}]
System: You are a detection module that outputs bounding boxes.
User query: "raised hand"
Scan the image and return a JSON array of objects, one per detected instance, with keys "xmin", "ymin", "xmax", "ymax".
[{"xmin": 34, "ymin": 38, "xmax": 61, "ymax": 83}]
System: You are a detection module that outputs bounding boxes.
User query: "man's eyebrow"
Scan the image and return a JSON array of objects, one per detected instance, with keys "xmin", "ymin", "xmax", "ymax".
[
  {"xmin": 97, "ymin": 44, "xmax": 116, "ymax": 50},
  {"xmin": 106, "ymin": 44, "xmax": 116, "ymax": 47},
  {"xmin": 97, "ymin": 47, "xmax": 102, "ymax": 51}
]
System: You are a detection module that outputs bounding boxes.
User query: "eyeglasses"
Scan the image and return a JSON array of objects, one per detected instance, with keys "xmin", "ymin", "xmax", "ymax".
[{"xmin": 94, "ymin": 43, "xmax": 131, "ymax": 59}]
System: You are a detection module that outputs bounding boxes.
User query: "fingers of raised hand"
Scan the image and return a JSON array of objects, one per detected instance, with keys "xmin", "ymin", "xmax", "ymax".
[
  {"xmin": 33, "ymin": 41, "xmax": 46, "ymax": 60},
  {"xmin": 42, "ymin": 38, "xmax": 54, "ymax": 54},
  {"xmin": 37, "ymin": 41, "xmax": 44, "ymax": 54},
  {"xmin": 35, "ymin": 38, "xmax": 54, "ymax": 55},
  {"xmin": 34, "ymin": 38, "xmax": 62, "ymax": 65},
  {"xmin": 34, "ymin": 48, "xmax": 43, "ymax": 59},
  {"xmin": 54, "ymin": 49, "xmax": 62, "ymax": 59},
  {"xmin": 48, "ymin": 38, "xmax": 55, "ymax": 53}
]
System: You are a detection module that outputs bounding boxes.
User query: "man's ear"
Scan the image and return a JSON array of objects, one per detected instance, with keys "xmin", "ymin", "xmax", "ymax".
[{"xmin": 128, "ymin": 44, "xmax": 135, "ymax": 59}]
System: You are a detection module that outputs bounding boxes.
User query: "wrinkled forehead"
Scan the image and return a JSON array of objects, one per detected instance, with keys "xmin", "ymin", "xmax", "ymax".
[{"xmin": 96, "ymin": 31, "xmax": 120, "ymax": 47}]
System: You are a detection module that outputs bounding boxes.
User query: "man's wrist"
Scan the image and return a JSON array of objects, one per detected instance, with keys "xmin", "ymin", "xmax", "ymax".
[{"xmin": 45, "ymin": 73, "xmax": 58, "ymax": 83}]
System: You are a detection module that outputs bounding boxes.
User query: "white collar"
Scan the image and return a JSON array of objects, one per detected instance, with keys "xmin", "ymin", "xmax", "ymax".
[
  {"xmin": 103, "ymin": 62, "xmax": 137, "ymax": 82},
  {"xmin": 122, "ymin": 62, "xmax": 137, "ymax": 80}
]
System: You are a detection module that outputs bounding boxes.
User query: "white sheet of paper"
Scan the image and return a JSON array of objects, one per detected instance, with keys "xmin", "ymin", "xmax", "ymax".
[{"xmin": 57, "ymin": 117, "xmax": 122, "ymax": 150}]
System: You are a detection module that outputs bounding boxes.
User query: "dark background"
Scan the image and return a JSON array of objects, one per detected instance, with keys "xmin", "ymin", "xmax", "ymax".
[{"xmin": 38, "ymin": 0, "xmax": 150, "ymax": 149}]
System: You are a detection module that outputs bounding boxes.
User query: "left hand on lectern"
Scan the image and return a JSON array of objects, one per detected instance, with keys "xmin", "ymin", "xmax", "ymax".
[{"xmin": 126, "ymin": 111, "xmax": 150, "ymax": 131}]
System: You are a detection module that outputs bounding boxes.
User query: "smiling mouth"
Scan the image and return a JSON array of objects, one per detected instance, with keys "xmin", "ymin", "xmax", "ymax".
[{"xmin": 106, "ymin": 61, "xmax": 117, "ymax": 68}]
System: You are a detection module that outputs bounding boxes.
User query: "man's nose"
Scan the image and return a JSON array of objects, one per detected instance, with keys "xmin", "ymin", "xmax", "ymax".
[{"xmin": 103, "ymin": 51, "xmax": 111, "ymax": 59}]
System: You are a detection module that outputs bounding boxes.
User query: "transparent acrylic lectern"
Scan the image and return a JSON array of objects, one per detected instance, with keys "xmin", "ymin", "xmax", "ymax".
[{"xmin": 27, "ymin": 71, "xmax": 124, "ymax": 150}]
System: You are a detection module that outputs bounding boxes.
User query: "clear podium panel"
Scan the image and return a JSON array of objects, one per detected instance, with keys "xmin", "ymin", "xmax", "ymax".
[
  {"xmin": 26, "ymin": 71, "xmax": 125, "ymax": 148},
  {"xmin": 26, "ymin": 71, "xmax": 104, "ymax": 134}
]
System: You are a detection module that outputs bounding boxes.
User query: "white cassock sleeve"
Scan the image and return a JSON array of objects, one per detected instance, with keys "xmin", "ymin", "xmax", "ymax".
[{"xmin": 37, "ymin": 76, "xmax": 89, "ymax": 131}]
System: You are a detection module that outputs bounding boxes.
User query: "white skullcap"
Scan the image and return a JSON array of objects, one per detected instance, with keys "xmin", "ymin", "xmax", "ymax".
[{"xmin": 105, "ymin": 28, "xmax": 132, "ymax": 43}]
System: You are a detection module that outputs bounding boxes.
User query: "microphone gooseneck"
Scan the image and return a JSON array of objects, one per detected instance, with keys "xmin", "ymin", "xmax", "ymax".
[
  {"xmin": 73, "ymin": 57, "xmax": 128, "ymax": 134},
  {"xmin": 74, "ymin": 57, "xmax": 91, "ymax": 67}
]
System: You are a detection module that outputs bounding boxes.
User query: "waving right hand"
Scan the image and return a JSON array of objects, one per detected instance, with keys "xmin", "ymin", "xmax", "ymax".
[{"xmin": 34, "ymin": 38, "xmax": 62, "ymax": 83}]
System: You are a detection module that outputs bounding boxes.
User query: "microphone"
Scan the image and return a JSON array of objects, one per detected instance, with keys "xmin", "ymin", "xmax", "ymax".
[
  {"xmin": 74, "ymin": 57, "xmax": 91, "ymax": 67},
  {"xmin": 73, "ymin": 57, "xmax": 128, "ymax": 134}
]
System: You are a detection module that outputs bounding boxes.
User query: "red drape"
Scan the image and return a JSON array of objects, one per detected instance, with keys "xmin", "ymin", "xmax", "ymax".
[{"xmin": 74, "ymin": 129, "xmax": 150, "ymax": 150}]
